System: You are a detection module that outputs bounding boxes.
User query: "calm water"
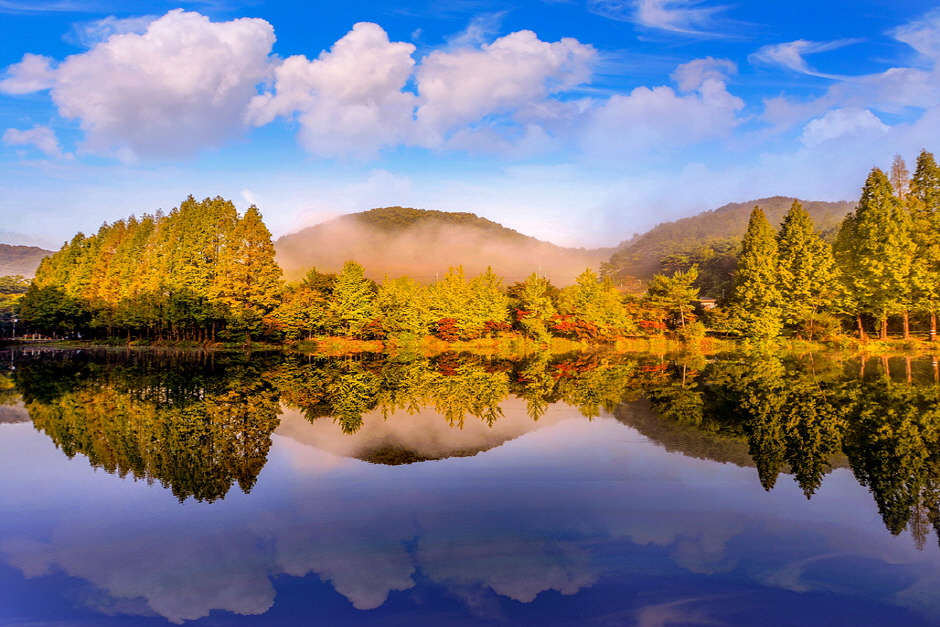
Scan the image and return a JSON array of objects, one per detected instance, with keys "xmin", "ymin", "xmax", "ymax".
[{"xmin": 2, "ymin": 348, "xmax": 940, "ymax": 626}]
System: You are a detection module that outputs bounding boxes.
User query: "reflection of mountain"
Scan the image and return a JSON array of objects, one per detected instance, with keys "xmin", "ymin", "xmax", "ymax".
[
  {"xmin": 275, "ymin": 398, "xmax": 578, "ymax": 465},
  {"xmin": 9, "ymin": 349, "xmax": 940, "ymax": 547},
  {"xmin": 616, "ymin": 398, "xmax": 755, "ymax": 468},
  {"xmin": 0, "ymin": 403, "xmax": 29, "ymax": 424}
]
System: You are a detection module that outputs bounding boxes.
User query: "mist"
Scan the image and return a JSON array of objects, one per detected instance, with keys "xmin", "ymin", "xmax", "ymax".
[{"xmin": 275, "ymin": 218, "xmax": 611, "ymax": 287}]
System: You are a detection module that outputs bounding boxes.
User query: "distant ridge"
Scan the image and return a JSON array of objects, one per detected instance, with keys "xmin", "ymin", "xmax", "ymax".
[
  {"xmin": 275, "ymin": 206, "xmax": 612, "ymax": 286},
  {"xmin": 0, "ymin": 244, "xmax": 52, "ymax": 278},
  {"xmin": 603, "ymin": 196, "xmax": 855, "ymax": 284}
]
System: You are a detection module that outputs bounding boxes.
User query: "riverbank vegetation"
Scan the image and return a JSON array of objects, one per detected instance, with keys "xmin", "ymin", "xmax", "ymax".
[{"xmin": 7, "ymin": 150, "xmax": 940, "ymax": 348}]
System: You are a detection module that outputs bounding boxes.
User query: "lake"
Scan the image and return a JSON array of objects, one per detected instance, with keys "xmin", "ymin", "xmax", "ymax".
[{"xmin": 2, "ymin": 348, "xmax": 939, "ymax": 626}]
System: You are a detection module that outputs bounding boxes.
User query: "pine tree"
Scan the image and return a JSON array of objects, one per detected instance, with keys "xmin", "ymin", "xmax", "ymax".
[
  {"xmin": 837, "ymin": 168, "xmax": 914, "ymax": 339},
  {"xmin": 890, "ymin": 154, "xmax": 911, "ymax": 200},
  {"xmin": 328, "ymin": 260, "xmax": 377, "ymax": 337},
  {"xmin": 776, "ymin": 201, "xmax": 838, "ymax": 339},
  {"xmin": 727, "ymin": 207, "xmax": 783, "ymax": 339},
  {"xmin": 210, "ymin": 205, "xmax": 283, "ymax": 344},
  {"xmin": 909, "ymin": 150, "xmax": 940, "ymax": 339}
]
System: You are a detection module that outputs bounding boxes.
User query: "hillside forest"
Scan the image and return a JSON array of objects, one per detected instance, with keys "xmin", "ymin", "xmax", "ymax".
[{"xmin": 5, "ymin": 150, "xmax": 940, "ymax": 345}]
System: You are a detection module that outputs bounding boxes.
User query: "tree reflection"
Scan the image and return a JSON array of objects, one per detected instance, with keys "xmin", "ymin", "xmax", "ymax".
[
  {"xmin": 10, "ymin": 348, "xmax": 940, "ymax": 547},
  {"xmin": 13, "ymin": 351, "xmax": 281, "ymax": 502}
]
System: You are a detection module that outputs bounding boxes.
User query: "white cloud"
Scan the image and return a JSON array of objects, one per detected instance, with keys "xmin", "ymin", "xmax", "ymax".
[
  {"xmin": 65, "ymin": 14, "xmax": 158, "ymax": 48},
  {"xmin": 800, "ymin": 108, "xmax": 888, "ymax": 147},
  {"xmin": 2, "ymin": 9, "xmax": 275, "ymax": 160},
  {"xmin": 415, "ymin": 30, "xmax": 596, "ymax": 144},
  {"xmin": 0, "ymin": 53, "xmax": 57, "ymax": 94},
  {"xmin": 246, "ymin": 22, "xmax": 417, "ymax": 159},
  {"xmin": 750, "ymin": 39, "xmax": 859, "ymax": 78},
  {"xmin": 893, "ymin": 10, "xmax": 940, "ymax": 60},
  {"xmin": 446, "ymin": 11, "xmax": 508, "ymax": 48},
  {"xmin": 589, "ymin": 0, "xmax": 731, "ymax": 37},
  {"xmin": 580, "ymin": 57, "xmax": 743, "ymax": 158},
  {"xmin": 3, "ymin": 124, "xmax": 65, "ymax": 158},
  {"xmin": 248, "ymin": 24, "xmax": 596, "ymax": 157}
]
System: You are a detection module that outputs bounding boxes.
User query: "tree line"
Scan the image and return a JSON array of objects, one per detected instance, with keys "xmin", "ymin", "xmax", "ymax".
[
  {"xmin": 679, "ymin": 149, "xmax": 940, "ymax": 341},
  {"xmin": 14, "ymin": 150, "xmax": 940, "ymax": 344},
  {"xmin": 14, "ymin": 195, "xmax": 705, "ymax": 344}
]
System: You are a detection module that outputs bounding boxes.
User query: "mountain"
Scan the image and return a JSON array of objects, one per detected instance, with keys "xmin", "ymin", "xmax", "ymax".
[
  {"xmin": 602, "ymin": 196, "xmax": 856, "ymax": 286},
  {"xmin": 0, "ymin": 244, "xmax": 52, "ymax": 278},
  {"xmin": 275, "ymin": 206, "xmax": 612, "ymax": 286}
]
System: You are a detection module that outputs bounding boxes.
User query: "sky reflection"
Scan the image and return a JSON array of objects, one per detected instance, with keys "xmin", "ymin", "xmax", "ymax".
[{"xmin": 2, "ymin": 396, "xmax": 939, "ymax": 626}]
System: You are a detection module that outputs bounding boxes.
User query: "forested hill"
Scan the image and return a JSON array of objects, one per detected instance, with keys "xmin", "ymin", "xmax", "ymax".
[
  {"xmin": 602, "ymin": 196, "xmax": 856, "ymax": 286},
  {"xmin": 0, "ymin": 244, "xmax": 52, "ymax": 278},
  {"xmin": 275, "ymin": 206, "xmax": 612, "ymax": 286}
]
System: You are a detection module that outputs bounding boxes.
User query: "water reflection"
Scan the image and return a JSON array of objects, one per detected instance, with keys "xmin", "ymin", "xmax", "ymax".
[{"xmin": 3, "ymin": 349, "xmax": 940, "ymax": 624}]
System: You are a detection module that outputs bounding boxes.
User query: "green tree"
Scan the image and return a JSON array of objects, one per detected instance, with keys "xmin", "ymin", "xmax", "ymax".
[
  {"xmin": 512, "ymin": 273, "xmax": 557, "ymax": 342},
  {"xmin": 644, "ymin": 265, "xmax": 700, "ymax": 330},
  {"xmin": 727, "ymin": 207, "xmax": 783, "ymax": 339},
  {"xmin": 328, "ymin": 260, "xmax": 377, "ymax": 337},
  {"xmin": 836, "ymin": 168, "xmax": 914, "ymax": 339},
  {"xmin": 909, "ymin": 150, "xmax": 940, "ymax": 339},
  {"xmin": 776, "ymin": 201, "xmax": 838, "ymax": 339}
]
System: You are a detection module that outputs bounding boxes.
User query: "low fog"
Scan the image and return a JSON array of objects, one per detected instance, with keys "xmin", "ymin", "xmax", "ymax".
[{"xmin": 275, "ymin": 218, "xmax": 611, "ymax": 287}]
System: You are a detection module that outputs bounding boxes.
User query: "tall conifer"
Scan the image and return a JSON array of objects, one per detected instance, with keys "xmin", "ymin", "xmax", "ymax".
[
  {"xmin": 727, "ymin": 207, "xmax": 782, "ymax": 339},
  {"xmin": 909, "ymin": 150, "xmax": 940, "ymax": 339},
  {"xmin": 776, "ymin": 201, "xmax": 837, "ymax": 339},
  {"xmin": 840, "ymin": 168, "xmax": 914, "ymax": 339},
  {"xmin": 210, "ymin": 205, "xmax": 283, "ymax": 343}
]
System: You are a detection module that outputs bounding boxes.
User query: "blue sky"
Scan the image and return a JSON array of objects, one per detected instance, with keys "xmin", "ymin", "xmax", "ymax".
[{"xmin": 2, "ymin": 0, "xmax": 939, "ymax": 249}]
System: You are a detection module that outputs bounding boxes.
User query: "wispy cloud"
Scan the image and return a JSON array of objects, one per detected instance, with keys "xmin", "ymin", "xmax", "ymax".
[
  {"xmin": 64, "ymin": 15, "xmax": 158, "ymax": 48},
  {"xmin": 446, "ymin": 11, "xmax": 508, "ymax": 48},
  {"xmin": 0, "ymin": 0, "xmax": 103, "ymax": 13},
  {"xmin": 3, "ymin": 124, "xmax": 66, "ymax": 159},
  {"xmin": 588, "ymin": 0, "xmax": 735, "ymax": 38},
  {"xmin": 750, "ymin": 39, "xmax": 861, "ymax": 79}
]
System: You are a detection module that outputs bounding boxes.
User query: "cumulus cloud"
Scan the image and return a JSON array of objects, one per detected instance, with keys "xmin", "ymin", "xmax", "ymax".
[
  {"xmin": 249, "ymin": 22, "xmax": 596, "ymax": 156},
  {"xmin": 589, "ymin": 0, "xmax": 732, "ymax": 37},
  {"xmin": 799, "ymin": 108, "xmax": 888, "ymax": 147},
  {"xmin": 750, "ymin": 39, "xmax": 859, "ymax": 78},
  {"xmin": 2, "ymin": 124, "xmax": 65, "ymax": 158},
  {"xmin": 0, "ymin": 53, "xmax": 57, "ymax": 94},
  {"xmin": 580, "ymin": 57, "xmax": 743, "ymax": 157},
  {"xmin": 246, "ymin": 22, "xmax": 417, "ymax": 159},
  {"xmin": 415, "ymin": 30, "xmax": 595, "ymax": 144},
  {"xmin": 2, "ymin": 9, "xmax": 275, "ymax": 160}
]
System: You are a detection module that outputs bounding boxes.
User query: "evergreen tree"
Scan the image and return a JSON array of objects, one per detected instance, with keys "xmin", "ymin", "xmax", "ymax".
[
  {"xmin": 890, "ymin": 154, "xmax": 911, "ymax": 200},
  {"xmin": 837, "ymin": 168, "xmax": 915, "ymax": 339},
  {"xmin": 727, "ymin": 207, "xmax": 783, "ymax": 339},
  {"xmin": 210, "ymin": 205, "xmax": 283, "ymax": 344},
  {"xmin": 328, "ymin": 260, "xmax": 377, "ymax": 337},
  {"xmin": 909, "ymin": 150, "xmax": 940, "ymax": 339},
  {"xmin": 776, "ymin": 201, "xmax": 838, "ymax": 339}
]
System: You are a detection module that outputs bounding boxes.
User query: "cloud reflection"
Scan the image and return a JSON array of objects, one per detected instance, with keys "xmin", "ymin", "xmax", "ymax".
[{"xmin": 2, "ymin": 403, "xmax": 940, "ymax": 624}]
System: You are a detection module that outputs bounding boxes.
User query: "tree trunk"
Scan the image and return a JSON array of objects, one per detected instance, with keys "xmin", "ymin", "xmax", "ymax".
[
  {"xmin": 903, "ymin": 310, "xmax": 910, "ymax": 340},
  {"xmin": 856, "ymin": 314, "xmax": 867, "ymax": 340},
  {"xmin": 880, "ymin": 316, "xmax": 888, "ymax": 340},
  {"xmin": 931, "ymin": 315, "xmax": 937, "ymax": 342}
]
